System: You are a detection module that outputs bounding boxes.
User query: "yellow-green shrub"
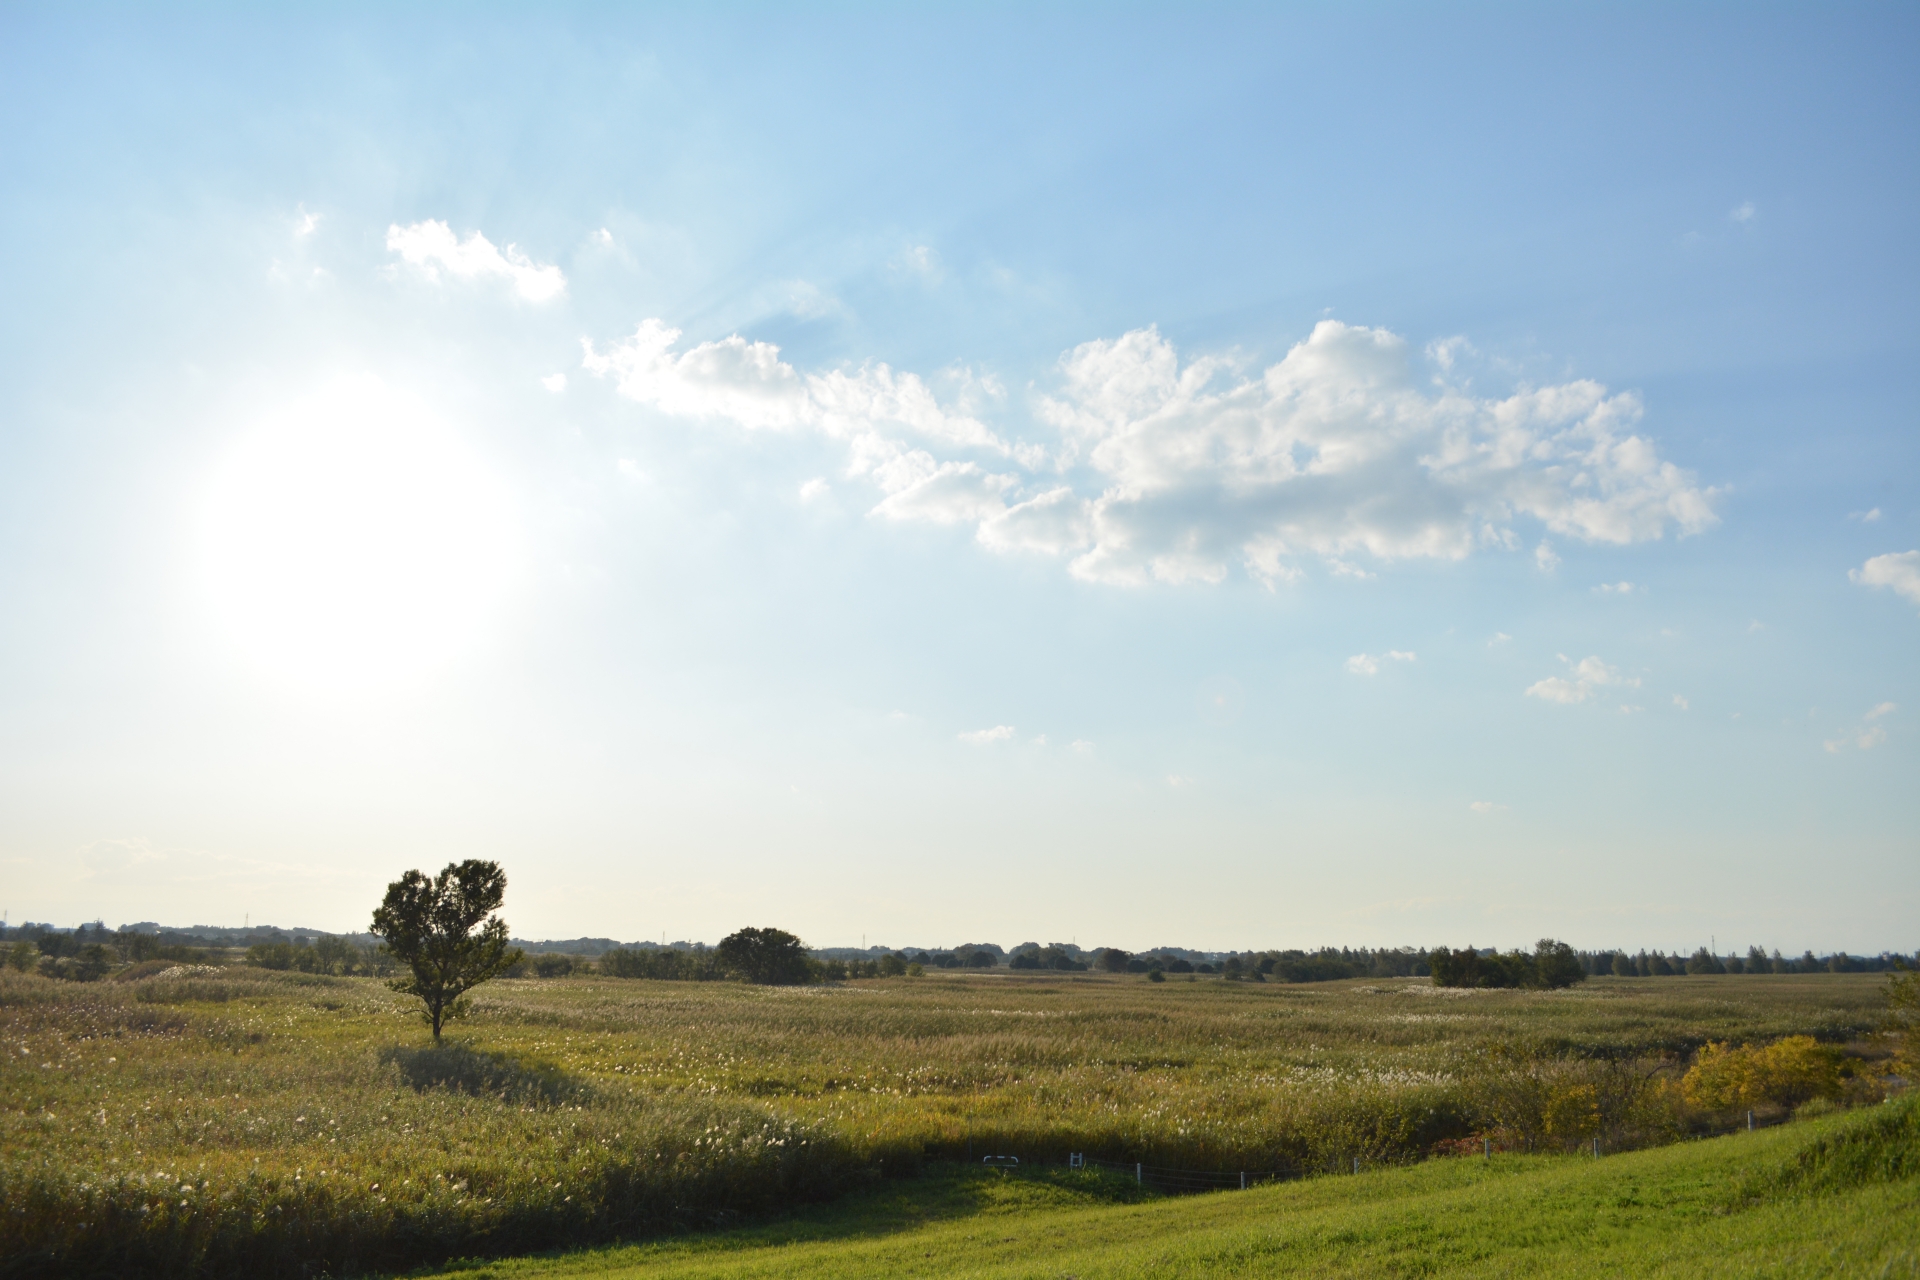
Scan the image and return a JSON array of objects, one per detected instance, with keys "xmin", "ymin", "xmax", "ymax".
[{"xmin": 1683, "ymin": 1035, "xmax": 1844, "ymax": 1112}]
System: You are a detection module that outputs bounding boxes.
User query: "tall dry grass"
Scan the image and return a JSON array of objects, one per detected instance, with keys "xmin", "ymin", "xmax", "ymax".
[{"xmin": 0, "ymin": 966, "xmax": 1890, "ymax": 1276}]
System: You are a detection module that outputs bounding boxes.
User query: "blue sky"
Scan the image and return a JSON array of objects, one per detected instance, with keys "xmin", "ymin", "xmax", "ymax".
[{"xmin": 1, "ymin": 4, "xmax": 1914, "ymax": 952}]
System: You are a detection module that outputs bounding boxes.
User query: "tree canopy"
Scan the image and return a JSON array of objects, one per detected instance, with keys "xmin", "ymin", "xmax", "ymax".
[
  {"xmin": 715, "ymin": 927, "xmax": 813, "ymax": 985},
  {"xmin": 1430, "ymin": 939, "xmax": 1587, "ymax": 990},
  {"xmin": 371, "ymin": 859, "xmax": 523, "ymax": 1040}
]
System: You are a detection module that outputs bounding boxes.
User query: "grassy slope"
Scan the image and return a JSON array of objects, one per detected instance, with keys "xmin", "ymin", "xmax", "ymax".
[{"xmin": 415, "ymin": 1101, "xmax": 1920, "ymax": 1279}]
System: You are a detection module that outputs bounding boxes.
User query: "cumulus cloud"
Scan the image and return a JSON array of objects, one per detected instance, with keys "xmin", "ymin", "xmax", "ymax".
[
  {"xmin": 1593, "ymin": 581, "xmax": 1636, "ymax": 594},
  {"xmin": 541, "ymin": 373, "xmax": 567, "ymax": 393},
  {"xmin": 1525, "ymin": 655, "xmax": 1640, "ymax": 705},
  {"xmin": 387, "ymin": 220, "xmax": 565, "ymax": 302},
  {"xmin": 1346, "ymin": 650, "xmax": 1415, "ymax": 675},
  {"xmin": 1851, "ymin": 550, "xmax": 1920, "ymax": 605},
  {"xmin": 1469, "ymin": 800, "xmax": 1507, "ymax": 814},
  {"xmin": 1731, "ymin": 201, "xmax": 1757, "ymax": 223},
  {"xmin": 958, "ymin": 725, "xmax": 1016, "ymax": 745},
  {"xmin": 589, "ymin": 317, "xmax": 1718, "ymax": 587},
  {"xmin": 1673, "ymin": 694, "xmax": 1690, "ymax": 710}
]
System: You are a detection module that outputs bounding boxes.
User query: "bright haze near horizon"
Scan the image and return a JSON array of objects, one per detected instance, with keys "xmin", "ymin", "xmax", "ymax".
[{"xmin": 1, "ymin": 5, "xmax": 1914, "ymax": 955}]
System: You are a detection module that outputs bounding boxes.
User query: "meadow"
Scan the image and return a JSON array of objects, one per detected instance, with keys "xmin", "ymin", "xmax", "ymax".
[
  {"xmin": 410, "ymin": 1090, "xmax": 1920, "ymax": 1279},
  {"xmin": 0, "ymin": 965, "xmax": 1899, "ymax": 1276}
]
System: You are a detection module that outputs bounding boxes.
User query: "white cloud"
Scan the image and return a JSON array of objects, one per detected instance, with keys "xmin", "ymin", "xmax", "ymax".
[
  {"xmin": 1166, "ymin": 774, "xmax": 1193, "ymax": 788},
  {"xmin": 386, "ymin": 220, "xmax": 566, "ymax": 302},
  {"xmin": 294, "ymin": 205, "xmax": 320, "ymax": 238},
  {"xmin": 798, "ymin": 477, "xmax": 830, "ymax": 502},
  {"xmin": 1489, "ymin": 632, "xmax": 1512, "ymax": 645},
  {"xmin": 582, "ymin": 319, "xmax": 1013, "ymax": 532},
  {"xmin": 1525, "ymin": 655, "xmax": 1641, "ymax": 704},
  {"xmin": 1534, "ymin": 541, "xmax": 1561, "ymax": 573},
  {"xmin": 1593, "ymin": 581, "xmax": 1636, "ymax": 594},
  {"xmin": 541, "ymin": 373, "xmax": 567, "ymax": 394},
  {"xmin": 896, "ymin": 245, "xmax": 941, "ymax": 278},
  {"xmin": 958, "ymin": 725, "xmax": 1015, "ymax": 745},
  {"xmin": 1731, "ymin": 201, "xmax": 1757, "ymax": 223},
  {"xmin": 1346, "ymin": 650, "xmax": 1415, "ymax": 675},
  {"xmin": 1850, "ymin": 507, "xmax": 1882, "ymax": 523},
  {"xmin": 1071, "ymin": 739, "xmax": 1094, "ymax": 754},
  {"xmin": 616, "ymin": 458, "xmax": 647, "ymax": 481},
  {"xmin": 1468, "ymin": 800, "xmax": 1506, "ymax": 814},
  {"xmin": 1828, "ymin": 703, "xmax": 1897, "ymax": 752},
  {"xmin": 589, "ymin": 317, "xmax": 1717, "ymax": 587},
  {"xmin": 1672, "ymin": 694, "xmax": 1690, "ymax": 710},
  {"xmin": 593, "ymin": 227, "xmax": 614, "ymax": 246},
  {"xmin": 1851, "ymin": 550, "xmax": 1920, "ymax": 605}
]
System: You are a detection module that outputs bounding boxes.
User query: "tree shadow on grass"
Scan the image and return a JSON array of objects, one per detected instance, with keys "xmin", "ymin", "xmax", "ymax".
[{"xmin": 378, "ymin": 1042, "xmax": 589, "ymax": 1107}]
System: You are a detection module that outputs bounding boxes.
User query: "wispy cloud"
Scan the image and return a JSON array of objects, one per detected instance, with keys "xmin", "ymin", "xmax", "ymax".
[
  {"xmin": 1825, "ymin": 703, "xmax": 1895, "ymax": 753},
  {"xmin": 1525, "ymin": 654, "xmax": 1641, "ymax": 705},
  {"xmin": 387, "ymin": 219, "xmax": 566, "ymax": 302},
  {"xmin": 1346, "ymin": 650, "xmax": 1416, "ymax": 675},
  {"xmin": 1730, "ymin": 201, "xmax": 1757, "ymax": 223},
  {"xmin": 1593, "ymin": 581, "xmax": 1636, "ymax": 595},
  {"xmin": 958, "ymin": 725, "xmax": 1016, "ymax": 745},
  {"xmin": 1468, "ymin": 800, "xmax": 1507, "ymax": 814}
]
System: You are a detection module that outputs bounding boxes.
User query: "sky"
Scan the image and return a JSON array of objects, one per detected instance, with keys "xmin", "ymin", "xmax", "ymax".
[{"xmin": 0, "ymin": 3, "xmax": 1915, "ymax": 954}]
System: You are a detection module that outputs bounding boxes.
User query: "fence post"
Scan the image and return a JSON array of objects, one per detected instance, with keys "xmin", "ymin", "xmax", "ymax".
[
  {"xmin": 1136, "ymin": 1162, "xmax": 1142, "ymax": 1186},
  {"xmin": 1593, "ymin": 1137, "xmax": 1599, "ymax": 1158},
  {"xmin": 1483, "ymin": 1137, "xmax": 1490, "ymax": 1160},
  {"xmin": 1353, "ymin": 1156, "xmax": 1359, "ymax": 1175},
  {"xmin": 1747, "ymin": 1110, "xmax": 1754, "ymax": 1132},
  {"xmin": 1240, "ymin": 1171, "xmax": 1246, "ymax": 1190}
]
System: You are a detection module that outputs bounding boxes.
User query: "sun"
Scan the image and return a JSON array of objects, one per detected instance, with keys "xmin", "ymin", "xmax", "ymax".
[{"xmin": 198, "ymin": 376, "xmax": 524, "ymax": 695}]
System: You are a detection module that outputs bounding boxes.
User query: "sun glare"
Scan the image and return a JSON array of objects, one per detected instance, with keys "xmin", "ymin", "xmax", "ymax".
[{"xmin": 198, "ymin": 377, "xmax": 523, "ymax": 695}]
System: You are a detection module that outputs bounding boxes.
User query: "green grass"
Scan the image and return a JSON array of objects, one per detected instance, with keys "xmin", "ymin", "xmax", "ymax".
[
  {"xmin": 408, "ymin": 1098, "xmax": 1920, "ymax": 1279},
  {"xmin": 0, "ymin": 967, "xmax": 1896, "ymax": 1276}
]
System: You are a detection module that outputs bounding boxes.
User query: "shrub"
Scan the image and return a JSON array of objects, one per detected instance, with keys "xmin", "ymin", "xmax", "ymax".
[{"xmin": 1683, "ymin": 1035, "xmax": 1845, "ymax": 1112}]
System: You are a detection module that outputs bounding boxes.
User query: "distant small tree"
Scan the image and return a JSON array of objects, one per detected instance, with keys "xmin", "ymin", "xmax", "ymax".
[
  {"xmin": 1533, "ymin": 939, "xmax": 1586, "ymax": 989},
  {"xmin": 1885, "ymin": 966, "xmax": 1920, "ymax": 1081},
  {"xmin": 1096, "ymin": 948, "xmax": 1131, "ymax": 973},
  {"xmin": 1611, "ymin": 953, "xmax": 1635, "ymax": 977},
  {"xmin": 371, "ymin": 860, "xmax": 523, "ymax": 1042},
  {"xmin": 1686, "ymin": 947, "xmax": 1725, "ymax": 975},
  {"xmin": 715, "ymin": 927, "xmax": 813, "ymax": 985}
]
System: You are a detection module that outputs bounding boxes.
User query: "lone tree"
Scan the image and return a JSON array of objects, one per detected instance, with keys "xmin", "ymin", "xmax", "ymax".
[
  {"xmin": 371, "ymin": 860, "xmax": 524, "ymax": 1040},
  {"xmin": 716, "ymin": 927, "xmax": 813, "ymax": 985}
]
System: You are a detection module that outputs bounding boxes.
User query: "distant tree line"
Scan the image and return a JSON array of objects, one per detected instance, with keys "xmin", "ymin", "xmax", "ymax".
[
  {"xmin": 1430, "ymin": 939, "xmax": 1587, "ymax": 989},
  {"xmin": 4, "ymin": 918, "xmax": 1912, "ymax": 988}
]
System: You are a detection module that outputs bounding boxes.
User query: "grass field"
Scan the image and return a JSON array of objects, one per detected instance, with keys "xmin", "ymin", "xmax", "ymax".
[
  {"xmin": 0, "ymin": 966, "xmax": 1899, "ymax": 1276},
  {"xmin": 408, "ymin": 1094, "xmax": 1920, "ymax": 1278}
]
